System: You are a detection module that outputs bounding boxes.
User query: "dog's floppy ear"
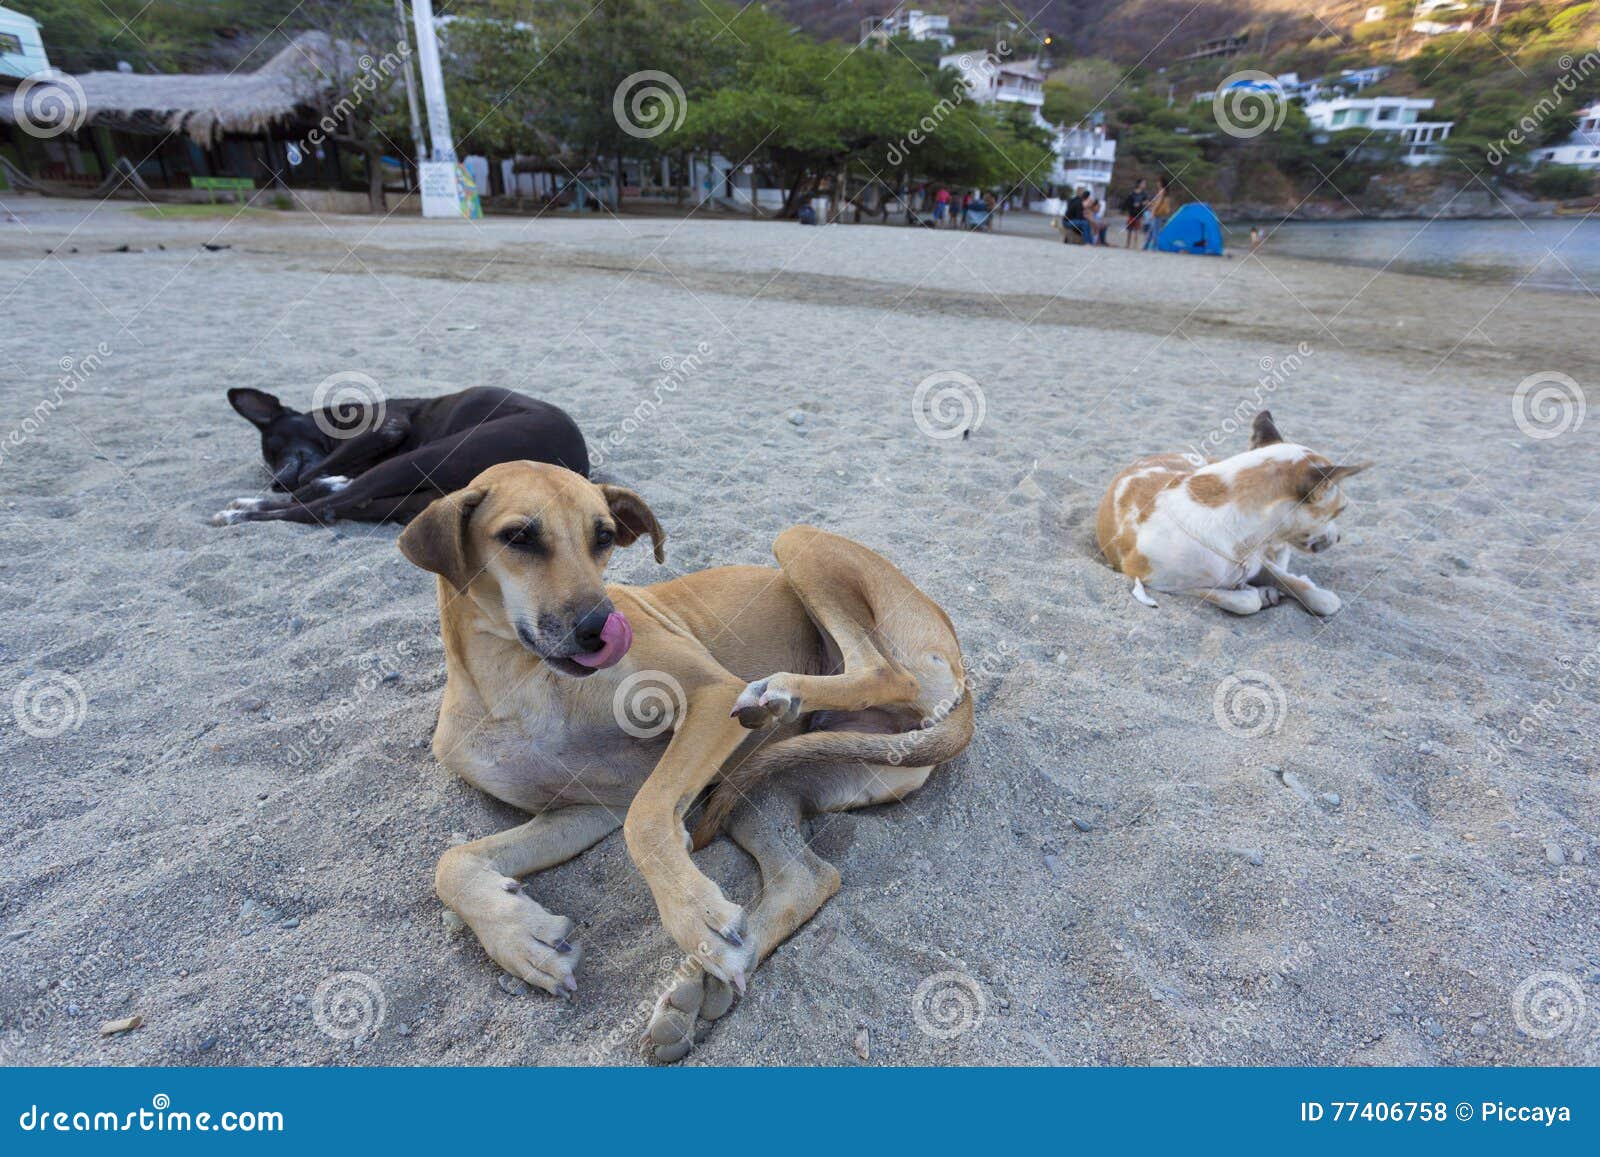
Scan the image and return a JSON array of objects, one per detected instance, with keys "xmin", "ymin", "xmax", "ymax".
[
  {"xmin": 228, "ymin": 387, "xmax": 287, "ymax": 429},
  {"xmin": 1250, "ymin": 410, "xmax": 1284, "ymax": 449},
  {"xmin": 398, "ymin": 487, "xmax": 487, "ymax": 593},
  {"xmin": 599, "ymin": 484, "xmax": 666, "ymax": 564},
  {"xmin": 1299, "ymin": 461, "xmax": 1372, "ymax": 497}
]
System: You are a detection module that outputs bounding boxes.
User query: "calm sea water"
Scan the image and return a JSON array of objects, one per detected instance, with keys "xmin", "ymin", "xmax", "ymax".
[{"xmin": 1227, "ymin": 217, "xmax": 1600, "ymax": 294}]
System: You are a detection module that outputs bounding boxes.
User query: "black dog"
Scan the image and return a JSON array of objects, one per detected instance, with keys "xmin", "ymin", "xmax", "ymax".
[{"xmin": 214, "ymin": 385, "xmax": 588, "ymax": 525}]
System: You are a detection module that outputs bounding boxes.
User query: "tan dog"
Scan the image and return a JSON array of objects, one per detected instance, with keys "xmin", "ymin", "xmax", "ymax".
[
  {"xmin": 1095, "ymin": 411, "xmax": 1369, "ymax": 615},
  {"xmin": 397, "ymin": 461, "xmax": 973, "ymax": 1062}
]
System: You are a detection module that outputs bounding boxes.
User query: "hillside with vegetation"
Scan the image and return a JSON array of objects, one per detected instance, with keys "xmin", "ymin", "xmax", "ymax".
[
  {"xmin": 1035, "ymin": 1, "xmax": 1600, "ymax": 212},
  {"xmin": 14, "ymin": 0, "xmax": 1600, "ymax": 214}
]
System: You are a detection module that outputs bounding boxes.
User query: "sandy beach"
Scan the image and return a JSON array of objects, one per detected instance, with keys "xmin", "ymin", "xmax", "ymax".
[{"xmin": 1, "ymin": 197, "xmax": 1595, "ymax": 1067}]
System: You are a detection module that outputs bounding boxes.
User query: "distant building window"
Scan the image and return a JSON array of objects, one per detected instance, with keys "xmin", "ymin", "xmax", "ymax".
[
  {"xmin": 0, "ymin": 32, "xmax": 23, "ymax": 54},
  {"xmin": 1376, "ymin": 106, "xmax": 1398, "ymax": 121}
]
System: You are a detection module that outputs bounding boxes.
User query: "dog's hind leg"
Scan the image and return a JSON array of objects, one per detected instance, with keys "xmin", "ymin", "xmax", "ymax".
[
  {"xmin": 213, "ymin": 419, "xmax": 547, "ymax": 526},
  {"xmin": 732, "ymin": 526, "xmax": 948, "ymax": 729},
  {"xmin": 644, "ymin": 762, "xmax": 931, "ymax": 1062},
  {"xmin": 435, "ymin": 805, "xmax": 620, "ymax": 998},
  {"xmin": 1184, "ymin": 585, "xmax": 1277, "ymax": 615}
]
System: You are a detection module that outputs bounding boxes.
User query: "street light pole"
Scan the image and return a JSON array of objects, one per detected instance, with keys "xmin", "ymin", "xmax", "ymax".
[{"xmin": 411, "ymin": 0, "xmax": 455, "ymax": 162}]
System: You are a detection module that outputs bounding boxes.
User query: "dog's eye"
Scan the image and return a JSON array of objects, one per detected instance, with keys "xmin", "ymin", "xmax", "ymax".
[
  {"xmin": 498, "ymin": 524, "xmax": 544, "ymax": 552},
  {"xmin": 595, "ymin": 526, "xmax": 615, "ymax": 549}
]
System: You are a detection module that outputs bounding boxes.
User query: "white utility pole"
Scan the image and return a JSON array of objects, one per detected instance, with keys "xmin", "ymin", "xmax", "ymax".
[
  {"xmin": 411, "ymin": 0, "xmax": 455, "ymax": 162},
  {"xmin": 394, "ymin": 0, "xmax": 426, "ymax": 164}
]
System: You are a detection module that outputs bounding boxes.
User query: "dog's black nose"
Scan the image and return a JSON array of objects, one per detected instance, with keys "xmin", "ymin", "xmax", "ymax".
[{"xmin": 573, "ymin": 605, "xmax": 612, "ymax": 653}]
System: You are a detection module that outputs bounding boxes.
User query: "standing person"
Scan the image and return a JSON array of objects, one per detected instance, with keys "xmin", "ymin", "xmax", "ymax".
[
  {"xmin": 1121, "ymin": 179, "xmax": 1149, "ymax": 248},
  {"xmin": 933, "ymin": 185, "xmax": 950, "ymax": 226},
  {"xmin": 1087, "ymin": 193, "xmax": 1108, "ymax": 245},
  {"xmin": 1143, "ymin": 176, "xmax": 1171, "ymax": 251}
]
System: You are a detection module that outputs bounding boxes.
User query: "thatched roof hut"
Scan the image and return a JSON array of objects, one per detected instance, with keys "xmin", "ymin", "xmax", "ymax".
[{"xmin": 0, "ymin": 31, "xmax": 346, "ymax": 143}]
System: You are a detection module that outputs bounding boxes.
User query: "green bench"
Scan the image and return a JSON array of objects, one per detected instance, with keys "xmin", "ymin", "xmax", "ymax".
[{"xmin": 190, "ymin": 176, "xmax": 255, "ymax": 204}]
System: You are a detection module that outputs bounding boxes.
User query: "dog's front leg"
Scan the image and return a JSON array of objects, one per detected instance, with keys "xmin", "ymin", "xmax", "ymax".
[
  {"xmin": 1260, "ymin": 554, "xmax": 1341, "ymax": 616},
  {"xmin": 299, "ymin": 418, "xmax": 410, "ymax": 484},
  {"xmin": 436, "ymin": 804, "xmax": 620, "ymax": 997},
  {"xmin": 624, "ymin": 686, "xmax": 757, "ymax": 990}
]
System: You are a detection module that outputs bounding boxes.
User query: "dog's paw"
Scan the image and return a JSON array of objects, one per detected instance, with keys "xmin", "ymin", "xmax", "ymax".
[
  {"xmin": 664, "ymin": 889, "xmax": 755, "ymax": 992},
  {"xmin": 209, "ymin": 508, "xmax": 246, "ymax": 527},
  {"xmin": 472, "ymin": 895, "xmax": 579, "ymax": 999},
  {"xmin": 1260, "ymin": 585, "xmax": 1282, "ymax": 607},
  {"xmin": 1300, "ymin": 587, "xmax": 1342, "ymax": 616},
  {"xmin": 641, "ymin": 960, "xmax": 737, "ymax": 1064},
  {"xmin": 731, "ymin": 676, "xmax": 802, "ymax": 729},
  {"xmin": 228, "ymin": 496, "xmax": 268, "ymax": 512}
]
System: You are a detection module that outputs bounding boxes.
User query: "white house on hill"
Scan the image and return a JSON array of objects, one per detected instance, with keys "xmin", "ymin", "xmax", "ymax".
[
  {"xmin": 1304, "ymin": 95, "xmax": 1454, "ymax": 164},
  {"xmin": 0, "ymin": 3, "xmax": 50, "ymax": 81},
  {"xmin": 940, "ymin": 52, "xmax": 1116, "ymax": 201},
  {"xmin": 1529, "ymin": 103, "xmax": 1600, "ymax": 170}
]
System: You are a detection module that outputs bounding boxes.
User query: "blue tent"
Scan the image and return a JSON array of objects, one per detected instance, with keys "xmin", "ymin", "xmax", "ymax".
[{"xmin": 1156, "ymin": 203, "xmax": 1224, "ymax": 255}]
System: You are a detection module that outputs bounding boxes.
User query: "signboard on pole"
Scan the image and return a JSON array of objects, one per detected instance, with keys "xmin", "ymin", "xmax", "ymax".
[{"xmin": 419, "ymin": 161, "xmax": 481, "ymax": 219}]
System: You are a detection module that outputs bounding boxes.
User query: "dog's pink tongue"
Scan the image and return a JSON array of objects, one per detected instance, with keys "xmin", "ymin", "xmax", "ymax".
[{"xmin": 570, "ymin": 611, "xmax": 632, "ymax": 669}]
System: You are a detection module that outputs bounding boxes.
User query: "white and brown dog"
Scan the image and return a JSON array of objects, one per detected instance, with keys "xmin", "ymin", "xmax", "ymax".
[{"xmin": 1095, "ymin": 411, "xmax": 1369, "ymax": 616}]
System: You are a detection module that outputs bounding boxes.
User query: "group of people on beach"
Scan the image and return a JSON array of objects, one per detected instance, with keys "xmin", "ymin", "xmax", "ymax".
[
  {"xmin": 1063, "ymin": 176, "xmax": 1172, "ymax": 248},
  {"xmin": 928, "ymin": 186, "xmax": 998, "ymax": 229}
]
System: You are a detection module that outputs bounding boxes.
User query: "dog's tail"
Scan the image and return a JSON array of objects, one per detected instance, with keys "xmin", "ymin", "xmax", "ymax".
[{"xmin": 690, "ymin": 693, "xmax": 974, "ymax": 849}]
